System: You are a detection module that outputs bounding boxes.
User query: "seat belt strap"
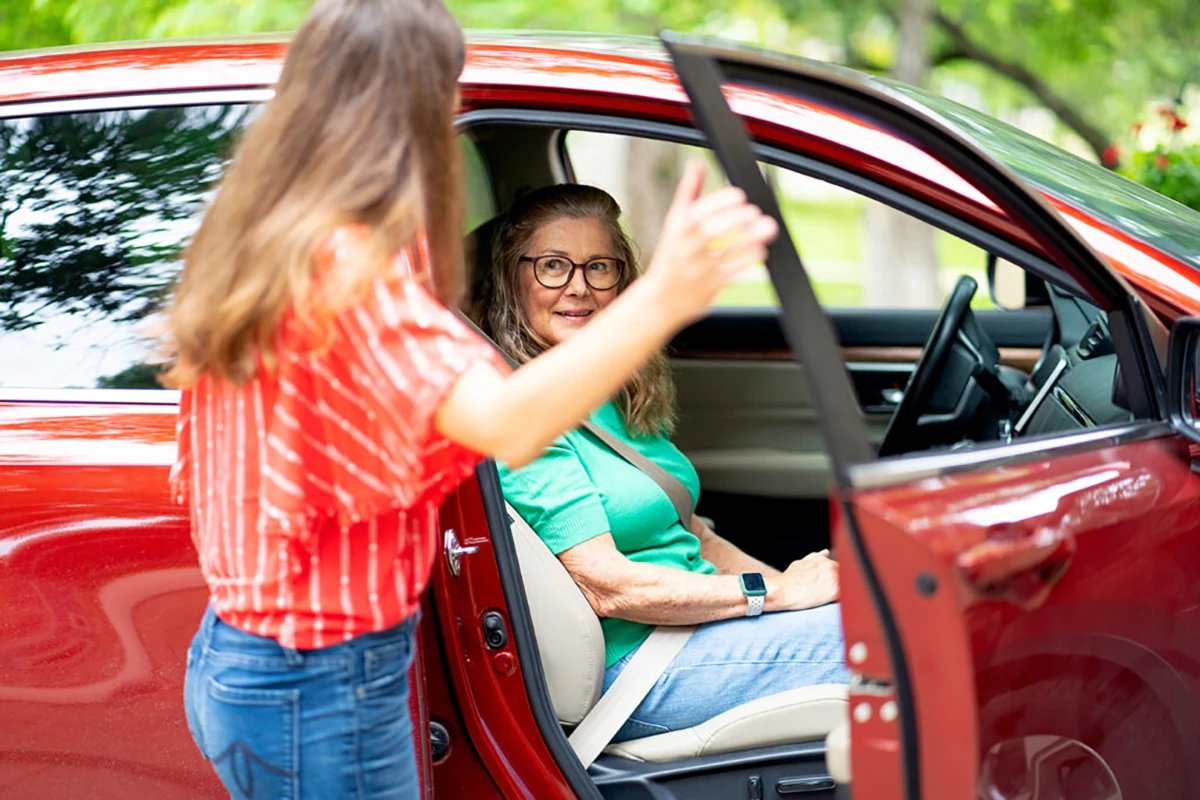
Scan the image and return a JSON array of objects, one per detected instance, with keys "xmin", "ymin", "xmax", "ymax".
[
  {"xmin": 579, "ymin": 419, "xmax": 693, "ymax": 528},
  {"xmin": 567, "ymin": 624, "xmax": 695, "ymax": 768}
]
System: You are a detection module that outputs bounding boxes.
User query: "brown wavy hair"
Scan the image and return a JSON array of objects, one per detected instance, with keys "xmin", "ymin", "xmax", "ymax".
[
  {"xmin": 162, "ymin": 0, "xmax": 466, "ymax": 387},
  {"xmin": 485, "ymin": 184, "xmax": 676, "ymax": 437}
]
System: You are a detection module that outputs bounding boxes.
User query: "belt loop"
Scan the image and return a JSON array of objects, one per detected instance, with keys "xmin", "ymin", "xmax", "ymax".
[
  {"xmin": 200, "ymin": 604, "xmax": 217, "ymax": 649},
  {"xmin": 283, "ymin": 647, "xmax": 305, "ymax": 667}
]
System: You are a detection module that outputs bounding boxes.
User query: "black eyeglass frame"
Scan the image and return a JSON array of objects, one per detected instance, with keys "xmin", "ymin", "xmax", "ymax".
[{"xmin": 519, "ymin": 254, "xmax": 626, "ymax": 290}]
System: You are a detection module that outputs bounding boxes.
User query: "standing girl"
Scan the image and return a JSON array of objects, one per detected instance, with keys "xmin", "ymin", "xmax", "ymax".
[{"xmin": 164, "ymin": 0, "xmax": 777, "ymax": 797}]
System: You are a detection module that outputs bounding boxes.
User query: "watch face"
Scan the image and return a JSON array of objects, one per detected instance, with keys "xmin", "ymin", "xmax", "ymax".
[{"xmin": 741, "ymin": 572, "xmax": 767, "ymax": 595}]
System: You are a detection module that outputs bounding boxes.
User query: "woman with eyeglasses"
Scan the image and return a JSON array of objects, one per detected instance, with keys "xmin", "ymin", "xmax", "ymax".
[
  {"xmin": 164, "ymin": 0, "xmax": 779, "ymax": 796},
  {"xmin": 486, "ymin": 183, "xmax": 848, "ymax": 744}
]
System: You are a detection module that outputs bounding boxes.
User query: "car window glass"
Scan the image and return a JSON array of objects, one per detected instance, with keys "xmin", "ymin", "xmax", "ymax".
[
  {"xmin": 564, "ymin": 130, "xmax": 992, "ymax": 311},
  {"xmin": 0, "ymin": 105, "xmax": 490, "ymax": 392},
  {"xmin": 0, "ymin": 104, "xmax": 255, "ymax": 390}
]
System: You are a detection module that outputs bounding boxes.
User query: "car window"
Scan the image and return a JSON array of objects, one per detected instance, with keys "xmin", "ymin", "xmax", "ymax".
[
  {"xmin": 563, "ymin": 130, "xmax": 992, "ymax": 310},
  {"xmin": 0, "ymin": 104, "xmax": 492, "ymax": 392},
  {"xmin": 0, "ymin": 103, "xmax": 255, "ymax": 390}
]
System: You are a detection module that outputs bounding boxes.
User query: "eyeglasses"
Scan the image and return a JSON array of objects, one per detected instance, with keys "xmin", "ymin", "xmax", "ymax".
[{"xmin": 519, "ymin": 254, "xmax": 625, "ymax": 291}]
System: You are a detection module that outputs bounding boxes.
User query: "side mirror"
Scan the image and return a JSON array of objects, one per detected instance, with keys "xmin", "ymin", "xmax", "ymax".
[
  {"xmin": 1168, "ymin": 317, "xmax": 1200, "ymax": 436},
  {"xmin": 986, "ymin": 253, "xmax": 1051, "ymax": 310}
]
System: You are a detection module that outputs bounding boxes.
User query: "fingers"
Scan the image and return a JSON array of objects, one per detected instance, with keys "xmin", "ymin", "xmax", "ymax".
[{"xmin": 693, "ymin": 203, "xmax": 773, "ymax": 249}]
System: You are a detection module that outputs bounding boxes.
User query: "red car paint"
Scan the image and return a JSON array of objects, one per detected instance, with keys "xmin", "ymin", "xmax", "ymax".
[{"xmin": 3, "ymin": 35, "xmax": 1200, "ymax": 799}]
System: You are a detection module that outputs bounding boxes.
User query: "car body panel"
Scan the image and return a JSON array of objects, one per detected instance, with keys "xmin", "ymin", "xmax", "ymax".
[
  {"xmin": 849, "ymin": 428, "xmax": 1200, "ymax": 798},
  {"xmin": 0, "ymin": 402, "xmax": 221, "ymax": 798}
]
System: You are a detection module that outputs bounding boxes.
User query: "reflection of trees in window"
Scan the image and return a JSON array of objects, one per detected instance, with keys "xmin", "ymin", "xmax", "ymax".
[{"xmin": 0, "ymin": 104, "xmax": 252, "ymax": 389}]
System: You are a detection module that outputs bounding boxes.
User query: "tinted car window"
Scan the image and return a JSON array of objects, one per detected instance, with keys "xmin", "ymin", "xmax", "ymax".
[{"xmin": 0, "ymin": 104, "xmax": 253, "ymax": 390}]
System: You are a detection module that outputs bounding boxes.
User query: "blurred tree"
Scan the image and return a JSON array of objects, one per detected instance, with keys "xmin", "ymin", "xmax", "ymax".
[
  {"xmin": 0, "ymin": 105, "xmax": 251, "ymax": 387},
  {"xmin": 778, "ymin": 0, "xmax": 1200, "ymax": 165},
  {"xmin": 0, "ymin": 106, "xmax": 247, "ymax": 332},
  {"xmin": 864, "ymin": 0, "xmax": 940, "ymax": 307}
]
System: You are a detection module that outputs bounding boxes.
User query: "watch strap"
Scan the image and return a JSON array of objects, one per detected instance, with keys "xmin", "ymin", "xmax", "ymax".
[{"xmin": 746, "ymin": 593, "xmax": 764, "ymax": 617}]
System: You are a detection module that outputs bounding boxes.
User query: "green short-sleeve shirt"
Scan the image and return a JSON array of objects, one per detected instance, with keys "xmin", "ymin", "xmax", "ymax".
[{"xmin": 497, "ymin": 401, "xmax": 715, "ymax": 667}]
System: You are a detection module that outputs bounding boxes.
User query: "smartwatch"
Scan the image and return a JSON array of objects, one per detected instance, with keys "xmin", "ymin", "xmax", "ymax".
[{"xmin": 739, "ymin": 572, "xmax": 767, "ymax": 617}]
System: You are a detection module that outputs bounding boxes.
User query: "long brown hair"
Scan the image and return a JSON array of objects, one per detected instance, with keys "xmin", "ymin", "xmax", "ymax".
[
  {"xmin": 163, "ymin": 0, "xmax": 466, "ymax": 387},
  {"xmin": 486, "ymin": 184, "xmax": 677, "ymax": 437}
]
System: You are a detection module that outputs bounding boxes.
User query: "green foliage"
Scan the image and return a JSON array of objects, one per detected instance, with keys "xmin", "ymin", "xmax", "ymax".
[
  {"xmin": 1123, "ymin": 145, "xmax": 1200, "ymax": 213},
  {"xmin": 0, "ymin": 0, "xmax": 311, "ymax": 50},
  {"xmin": 97, "ymin": 361, "xmax": 166, "ymax": 388}
]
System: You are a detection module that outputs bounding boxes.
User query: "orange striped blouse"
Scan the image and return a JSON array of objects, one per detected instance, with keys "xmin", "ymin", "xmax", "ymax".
[{"xmin": 170, "ymin": 236, "xmax": 507, "ymax": 649}]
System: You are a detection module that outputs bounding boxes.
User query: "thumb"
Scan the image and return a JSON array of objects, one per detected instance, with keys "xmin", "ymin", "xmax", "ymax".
[{"xmin": 668, "ymin": 160, "xmax": 707, "ymax": 212}]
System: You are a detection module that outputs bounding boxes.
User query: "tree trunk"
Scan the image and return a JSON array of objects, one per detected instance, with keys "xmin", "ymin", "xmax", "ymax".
[
  {"xmin": 865, "ymin": 0, "xmax": 940, "ymax": 308},
  {"xmin": 623, "ymin": 137, "xmax": 682, "ymax": 258}
]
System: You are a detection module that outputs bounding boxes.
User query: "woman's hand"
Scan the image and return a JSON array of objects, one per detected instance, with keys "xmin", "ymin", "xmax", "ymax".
[
  {"xmin": 765, "ymin": 550, "xmax": 839, "ymax": 613},
  {"xmin": 639, "ymin": 161, "xmax": 778, "ymax": 327}
]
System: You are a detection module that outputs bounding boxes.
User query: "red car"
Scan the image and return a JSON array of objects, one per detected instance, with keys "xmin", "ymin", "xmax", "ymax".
[{"xmin": 3, "ymin": 31, "xmax": 1200, "ymax": 800}]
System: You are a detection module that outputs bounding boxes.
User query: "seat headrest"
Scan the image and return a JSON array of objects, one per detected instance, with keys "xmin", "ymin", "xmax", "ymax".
[
  {"xmin": 463, "ymin": 214, "xmax": 503, "ymax": 329},
  {"xmin": 505, "ymin": 503, "xmax": 605, "ymax": 726}
]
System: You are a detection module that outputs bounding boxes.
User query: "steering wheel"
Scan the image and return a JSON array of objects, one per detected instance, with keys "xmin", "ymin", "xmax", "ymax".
[{"xmin": 877, "ymin": 275, "xmax": 979, "ymax": 458}]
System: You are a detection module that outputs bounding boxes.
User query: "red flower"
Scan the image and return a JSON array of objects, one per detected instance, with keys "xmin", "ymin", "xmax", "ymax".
[
  {"xmin": 1101, "ymin": 143, "xmax": 1121, "ymax": 167},
  {"xmin": 1130, "ymin": 120, "xmax": 1145, "ymax": 136},
  {"xmin": 1158, "ymin": 106, "xmax": 1189, "ymax": 130},
  {"xmin": 1155, "ymin": 154, "xmax": 1170, "ymax": 170}
]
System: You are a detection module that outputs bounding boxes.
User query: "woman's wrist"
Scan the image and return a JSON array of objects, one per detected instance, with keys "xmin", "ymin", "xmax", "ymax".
[
  {"xmin": 624, "ymin": 268, "xmax": 699, "ymax": 334},
  {"xmin": 763, "ymin": 574, "xmax": 790, "ymax": 614}
]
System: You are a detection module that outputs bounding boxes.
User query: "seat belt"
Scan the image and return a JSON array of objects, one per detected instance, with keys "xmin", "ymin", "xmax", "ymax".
[
  {"xmin": 578, "ymin": 420, "xmax": 693, "ymax": 527},
  {"xmin": 453, "ymin": 311, "xmax": 700, "ymax": 766},
  {"xmin": 566, "ymin": 623, "xmax": 695, "ymax": 767}
]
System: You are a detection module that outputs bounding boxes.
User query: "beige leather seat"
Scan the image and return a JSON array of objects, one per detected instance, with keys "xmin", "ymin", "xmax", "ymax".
[{"xmin": 507, "ymin": 507, "xmax": 848, "ymax": 763}]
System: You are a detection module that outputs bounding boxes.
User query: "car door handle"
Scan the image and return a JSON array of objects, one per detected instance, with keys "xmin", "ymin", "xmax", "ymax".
[
  {"xmin": 956, "ymin": 527, "xmax": 1075, "ymax": 607},
  {"xmin": 443, "ymin": 528, "xmax": 479, "ymax": 578}
]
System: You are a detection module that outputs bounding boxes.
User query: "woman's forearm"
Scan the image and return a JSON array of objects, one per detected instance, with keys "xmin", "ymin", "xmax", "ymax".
[
  {"xmin": 435, "ymin": 278, "xmax": 677, "ymax": 467},
  {"xmin": 566, "ymin": 556, "xmax": 756, "ymax": 626}
]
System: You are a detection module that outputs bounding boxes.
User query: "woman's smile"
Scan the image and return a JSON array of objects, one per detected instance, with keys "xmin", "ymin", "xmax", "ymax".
[{"xmin": 555, "ymin": 308, "xmax": 596, "ymax": 323}]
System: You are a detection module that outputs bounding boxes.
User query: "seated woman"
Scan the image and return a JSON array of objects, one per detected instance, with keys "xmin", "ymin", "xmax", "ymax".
[{"xmin": 485, "ymin": 183, "xmax": 848, "ymax": 743}]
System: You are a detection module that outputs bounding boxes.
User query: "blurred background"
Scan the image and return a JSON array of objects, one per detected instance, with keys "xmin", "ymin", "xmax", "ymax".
[{"xmin": 2, "ymin": 0, "xmax": 1199, "ymax": 384}]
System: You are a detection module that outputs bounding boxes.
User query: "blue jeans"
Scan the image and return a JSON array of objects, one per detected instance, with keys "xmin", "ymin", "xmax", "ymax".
[
  {"xmin": 603, "ymin": 603, "xmax": 849, "ymax": 742},
  {"xmin": 184, "ymin": 606, "xmax": 420, "ymax": 799}
]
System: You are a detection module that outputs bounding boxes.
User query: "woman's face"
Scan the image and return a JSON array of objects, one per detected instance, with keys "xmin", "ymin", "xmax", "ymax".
[{"xmin": 518, "ymin": 216, "xmax": 621, "ymax": 346}]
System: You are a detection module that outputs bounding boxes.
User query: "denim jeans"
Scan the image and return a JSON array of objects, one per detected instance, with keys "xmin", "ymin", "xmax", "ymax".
[
  {"xmin": 184, "ymin": 606, "xmax": 420, "ymax": 799},
  {"xmin": 603, "ymin": 602, "xmax": 849, "ymax": 742}
]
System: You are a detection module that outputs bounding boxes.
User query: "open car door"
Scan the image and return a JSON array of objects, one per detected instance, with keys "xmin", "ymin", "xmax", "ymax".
[{"xmin": 665, "ymin": 33, "xmax": 1200, "ymax": 800}]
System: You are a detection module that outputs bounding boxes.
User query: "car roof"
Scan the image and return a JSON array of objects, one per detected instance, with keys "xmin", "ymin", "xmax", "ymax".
[{"xmin": 4, "ymin": 33, "xmax": 1199, "ymax": 314}]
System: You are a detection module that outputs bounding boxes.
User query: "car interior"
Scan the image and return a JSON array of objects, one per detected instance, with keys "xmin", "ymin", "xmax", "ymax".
[{"xmin": 454, "ymin": 116, "xmax": 1141, "ymax": 799}]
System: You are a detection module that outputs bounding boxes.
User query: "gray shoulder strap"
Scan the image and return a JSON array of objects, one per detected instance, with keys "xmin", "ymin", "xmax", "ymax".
[{"xmin": 579, "ymin": 419, "xmax": 693, "ymax": 528}]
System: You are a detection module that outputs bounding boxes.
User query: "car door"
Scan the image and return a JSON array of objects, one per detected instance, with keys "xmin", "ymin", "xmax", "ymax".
[{"xmin": 665, "ymin": 33, "xmax": 1200, "ymax": 800}]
